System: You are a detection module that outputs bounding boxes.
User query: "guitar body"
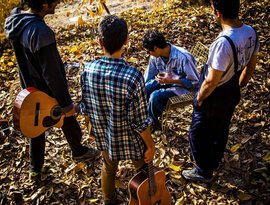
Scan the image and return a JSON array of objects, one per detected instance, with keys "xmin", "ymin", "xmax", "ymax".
[
  {"xmin": 13, "ymin": 87, "xmax": 64, "ymax": 138},
  {"xmin": 128, "ymin": 168, "xmax": 172, "ymax": 205}
]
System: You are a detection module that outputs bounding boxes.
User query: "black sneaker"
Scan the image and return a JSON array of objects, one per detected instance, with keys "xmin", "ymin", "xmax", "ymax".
[
  {"xmin": 182, "ymin": 168, "xmax": 213, "ymax": 183},
  {"xmin": 73, "ymin": 147, "xmax": 101, "ymax": 161}
]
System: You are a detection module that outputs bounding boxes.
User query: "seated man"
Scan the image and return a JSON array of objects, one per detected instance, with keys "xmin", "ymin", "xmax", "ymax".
[{"xmin": 142, "ymin": 30, "xmax": 199, "ymax": 128}]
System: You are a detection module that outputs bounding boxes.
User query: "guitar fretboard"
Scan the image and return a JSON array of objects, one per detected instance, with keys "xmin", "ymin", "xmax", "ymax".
[{"xmin": 148, "ymin": 162, "xmax": 157, "ymax": 196}]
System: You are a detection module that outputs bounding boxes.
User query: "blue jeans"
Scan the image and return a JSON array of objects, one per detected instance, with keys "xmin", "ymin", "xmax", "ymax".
[{"xmin": 145, "ymin": 79, "xmax": 176, "ymax": 126}]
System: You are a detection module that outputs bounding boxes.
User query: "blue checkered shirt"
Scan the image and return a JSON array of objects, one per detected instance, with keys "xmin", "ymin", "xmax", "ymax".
[{"xmin": 80, "ymin": 57, "xmax": 152, "ymax": 161}]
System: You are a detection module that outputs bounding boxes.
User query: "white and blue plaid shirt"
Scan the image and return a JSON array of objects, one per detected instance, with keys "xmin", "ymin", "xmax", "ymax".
[{"xmin": 80, "ymin": 57, "xmax": 152, "ymax": 161}]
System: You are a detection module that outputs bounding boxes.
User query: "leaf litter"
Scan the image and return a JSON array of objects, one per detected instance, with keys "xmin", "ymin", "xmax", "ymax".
[{"xmin": 0, "ymin": 0, "xmax": 269, "ymax": 204}]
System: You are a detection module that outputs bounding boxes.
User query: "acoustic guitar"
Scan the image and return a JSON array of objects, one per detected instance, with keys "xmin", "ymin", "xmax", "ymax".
[
  {"xmin": 13, "ymin": 87, "xmax": 64, "ymax": 138},
  {"xmin": 128, "ymin": 162, "xmax": 172, "ymax": 205}
]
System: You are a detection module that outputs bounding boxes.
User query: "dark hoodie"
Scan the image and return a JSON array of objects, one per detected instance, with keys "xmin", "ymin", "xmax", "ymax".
[{"xmin": 5, "ymin": 8, "xmax": 72, "ymax": 111}]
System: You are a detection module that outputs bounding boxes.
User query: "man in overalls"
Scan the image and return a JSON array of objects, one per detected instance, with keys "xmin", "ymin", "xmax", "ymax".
[{"xmin": 182, "ymin": 0, "xmax": 259, "ymax": 182}]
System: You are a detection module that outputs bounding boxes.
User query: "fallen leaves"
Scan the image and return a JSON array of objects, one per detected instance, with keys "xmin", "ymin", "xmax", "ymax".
[
  {"xmin": 168, "ymin": 163, "xmax": 182, "ymax": 172},
  {"xmin": 238, "ymin": 192, "xmax": 253, "ymax": 201},
  {"xmin": 263, "ymin": 153, "xmax": 270, "ymax": 163},
  {"xmin": 0, "ymin": 0, "xmax": 269, "ymax": 204},
  {"xmin": 230, "ymin": 143, "xmax": 241, "ymax": 153}
]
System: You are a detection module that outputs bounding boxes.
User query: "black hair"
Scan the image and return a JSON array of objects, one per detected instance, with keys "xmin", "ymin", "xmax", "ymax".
[
  {"xmin": 211, "ymin": 0, "xmax": 240, "ymax": 19},
  {"xmin": 21, "ymin": 0, "xmax": 57, "ymax": 12},
  {"xmin": 98, "ymin": 15, "xmax": 128, "ymax": 55},
  {"xmin": 142, "ymin": 30, "xmax": 167, "ymax": 51}
]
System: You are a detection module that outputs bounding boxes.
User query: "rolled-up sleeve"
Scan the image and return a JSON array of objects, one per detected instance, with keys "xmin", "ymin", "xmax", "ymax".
[
  {"xmin": 181, "ymin": 57, "xmax": 199, "ymax": 89},
  {"xmin": 144, "ymin": 56, "xmax": 158, "ymax": 83},
  {"xmin": 128, "ymin": 72, "xmax": 152, "ymax": 133}
]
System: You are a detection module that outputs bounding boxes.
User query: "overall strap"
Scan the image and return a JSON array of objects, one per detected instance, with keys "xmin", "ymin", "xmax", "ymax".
[{"xmin": 222, "ymin": 35, "xmax": 238, "ymax": 74}]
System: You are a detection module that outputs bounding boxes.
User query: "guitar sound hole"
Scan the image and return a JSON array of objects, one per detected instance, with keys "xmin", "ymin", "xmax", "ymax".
[
  {"xmin": 51, "ymin": 106, "xmax": 62, "ymax": 120},
  {"xmin": 43, "ymin": 116, "xmax": 60, "ymax": 127}
]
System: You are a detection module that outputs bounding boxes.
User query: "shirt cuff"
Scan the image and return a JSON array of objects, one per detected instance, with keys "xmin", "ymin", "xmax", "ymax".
[
  {"xmin": 180, "ymin": 77, "xmax": 193, "ymax": 89},
  {"xmin": 133, "ymin": 117, "xmax": 153, "ymax": 134}
]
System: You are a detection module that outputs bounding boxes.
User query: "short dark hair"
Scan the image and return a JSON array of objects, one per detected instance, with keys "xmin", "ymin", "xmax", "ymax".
[
  {"xmin": 98, "ymin": 15, "xmax": 128, "ymax": 55},
  {"xmin": 21, "ymin": 0, "xmax": 57, "ymax": 12},
  {"xmin": 142, "ymin": 30, "xmax": 167, "ymax": 51},
  {"xmin": 211, "ymin": 0, "xmax": 239, "ymax": 19}
]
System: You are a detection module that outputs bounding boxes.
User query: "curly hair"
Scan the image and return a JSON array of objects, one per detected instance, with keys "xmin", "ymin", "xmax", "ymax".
[{"xmin": 98, "ymin": 15, "xmax": 128, "ymax": 55}]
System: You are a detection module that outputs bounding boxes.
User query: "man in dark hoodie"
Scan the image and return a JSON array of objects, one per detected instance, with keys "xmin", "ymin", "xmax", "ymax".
[{"xmin": 5, "ymin": 0, "xmax": 100, "ymax": 180}]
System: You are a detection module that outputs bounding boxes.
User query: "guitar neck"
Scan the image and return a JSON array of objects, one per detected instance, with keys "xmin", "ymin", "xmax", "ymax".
[
  {"xmin": 148, "ymin": 162, "xmax": 157, "ymax": 196},
  {"xmin": 102, "ymin": 3, "xmax": 110, "ymax": 14}
]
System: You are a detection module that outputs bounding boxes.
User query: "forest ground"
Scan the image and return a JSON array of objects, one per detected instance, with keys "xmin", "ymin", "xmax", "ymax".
[{"xmin": 0, "ymin": 0, "xmax": 269, "ymax": 204}]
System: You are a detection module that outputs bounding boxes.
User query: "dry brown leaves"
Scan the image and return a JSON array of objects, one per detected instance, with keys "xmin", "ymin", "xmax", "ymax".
[{"xmin": 0, "ymin": 0, "xmax": 269, "ymax": 204}]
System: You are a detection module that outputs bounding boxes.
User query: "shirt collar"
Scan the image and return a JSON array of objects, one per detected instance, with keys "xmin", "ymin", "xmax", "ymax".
[
  {"xmin": 100, "ymin": 56, "xmax": 128, "ymax": 66},
  {"xmin": 168, "ymin": 43, "xmax": 178, "ymax": 59}
]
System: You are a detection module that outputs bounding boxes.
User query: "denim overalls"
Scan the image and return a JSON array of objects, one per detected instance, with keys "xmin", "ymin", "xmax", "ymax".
[{"xmin": 188, "ymin": 36, "xmax": 241, "ymax": 178}]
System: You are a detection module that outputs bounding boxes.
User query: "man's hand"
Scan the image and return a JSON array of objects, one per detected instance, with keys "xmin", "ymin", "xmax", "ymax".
[
  {"xmin": 65, "ymin": 105, "xmax": 76, "ymax": 117},
  {"xmin": 155, "ymin": 72, "xmax": 182, "ymax": 85},
  {"xmin": 144, "ymin": 146, "xmax": 155, "ymax": 164},
  {"xmin": 155, "ymin": 72, "xmax": 172, "ymax": 84},
  {"xmin": 139, "ymin": 127, "xmax": 156, "ymax": 164}
]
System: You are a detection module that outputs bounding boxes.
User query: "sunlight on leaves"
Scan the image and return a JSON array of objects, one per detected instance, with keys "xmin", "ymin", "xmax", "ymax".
[
  {"xmin": 230, "ymin": 143, "xmax": 241, "ymax": 153},
  {"xmin": 168, "ymin": 163, "xmax": 181, "ymax": 172}
]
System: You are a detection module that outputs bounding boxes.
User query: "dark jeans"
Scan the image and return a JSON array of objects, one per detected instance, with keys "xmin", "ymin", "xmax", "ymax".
[
  {"xmin": 145, "ymin": 79, "xmax": 176, "ymax": 125},
  {"xmin": 30, "ymin": 116, "xmax": 88, "ymax": 172},
  {"xmin": 188, "ymin": 68, "xmax": 241, "ymax": 178},
  {"xmin": 189, "ymin": 95, "xmax": 236, "ymax": 177}
]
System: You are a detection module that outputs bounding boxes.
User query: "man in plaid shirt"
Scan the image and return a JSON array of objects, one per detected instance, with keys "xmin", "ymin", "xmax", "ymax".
[{"xmin": 79, "ymin": 15, "xmax": 155, "ymax": 205}]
